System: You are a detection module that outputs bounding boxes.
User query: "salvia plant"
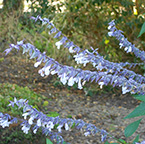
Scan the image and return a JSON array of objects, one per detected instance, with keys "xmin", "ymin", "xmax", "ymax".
[{"xmin": 1, "ymin": 15, "xmax": 145, "ymax": 143}]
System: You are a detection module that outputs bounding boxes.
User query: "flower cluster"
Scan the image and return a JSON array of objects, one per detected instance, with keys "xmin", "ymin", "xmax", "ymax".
[
  {"xmin": 74, "ymin": 49, "xmax": 145, "ymax": 85},
  {"xmin": 30, "ymin": 16, "xmax": 145, "ymax": 94},
  {"xmin": 31, "ymin": 15, "xmax": 81, "ymax": 53},
  {"xmin": 0, "ymin": 97, "xmax": 108, "ymax": 143},
  {"xmin": 0, "ymin": 112, "xmax": 18, "ymax": 128},
  {"xmin": 108, "ymin": 20, "xmax": 145, "ymax": 62},
  {"xmin": 4, "ymin": 40, "xmax": 145, "ymax": 95},
  {"xmin": 31, "ymin": 16, "xmax": 144, "ymax": 69},
  {"xmin": 4, "ymin": 15, "xmax": 145, "ymax": 95}
]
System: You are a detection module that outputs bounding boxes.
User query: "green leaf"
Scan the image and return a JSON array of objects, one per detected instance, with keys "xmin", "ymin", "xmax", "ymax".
[
  {"xmin": 124, "ymin": 102, "xmax": 145, "ymax": 119},
  {"xmin": 124, "ymin": 119, "xmax": 142, "ymax": 137},
  {"xmin": 138, "ymin": 22, "xmax": 145, "ymax": 37},
  {"xmin": 133, "ymin": 94, "xmax": 145, "ymax": 102},
  {"xmin": 47, "ymin": 111, "xmax": 59, "ymax": 117},
  {"xmin": 46, "ymin": 138, "xmax": 53, "ymax": 144},
  {"xmin": 133, "ymin": 135, "xmax": 140, "ymax": 144},
  {"xmin": 118, "ymin": 139, "xmax": 127, "ymax": 143}
]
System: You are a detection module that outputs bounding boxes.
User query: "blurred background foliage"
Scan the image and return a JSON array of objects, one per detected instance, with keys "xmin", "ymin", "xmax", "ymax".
[{"xmin": 0, "ymin": 0, "xmax": 145, "ymax": 94}]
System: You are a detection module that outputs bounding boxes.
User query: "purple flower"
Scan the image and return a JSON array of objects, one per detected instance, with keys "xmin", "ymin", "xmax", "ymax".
[
  {"xmin": 30, "ymin": 16, "xmax": 145, "ymax": 92},
  {"xmin": 3, "ymin": 48, "xmax": 13, "ymax": 56},
  {"xmin": 55, "ymin": 37, "xmax": 68, "ymax": 49},
  {"xmin": 136, "ymin": 141, "xmax": 145, "ymax": 144},
  {"xmin": 4, "ymin": 40, "xmax": 145, "ymax": 95},
  {"xmin": 21, "ymin": 124, "xmax": 30, "ymax": 134},
  {"xmin": 5, "ymin": 97, "xmax": 109, "ymax": 143},
  {"xmin": 108, "ymin": 20, "xmax": 145, "ymax": 62},
  {"xmin": 101, "ymin": 130, "xmax": 107, "ymax": 142},
  {"xmin": 108, "ymin": 20, "xmax": 115, "ymax": 29},
  {"xmin": 54, "ymin": 31, "xmax": 62, "ymax": 38}
]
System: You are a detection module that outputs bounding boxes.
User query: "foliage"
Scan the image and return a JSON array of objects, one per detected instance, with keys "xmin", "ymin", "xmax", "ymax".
[
  {"xmin": 0, "ymin": 126, "xmax": 46, "ymax": 144},
  {"xmin": 26, "ymin": 0, "xmax": 57, "ymax": 18},
  {"xmin": 2, "ymin": 0, "xmax": 24, "ymax": 12},
  {"xmin": 52, "ymin": 0, "xmax": 145, "ymax": 63},
  {"xmin": 0, "ymin": 12, "xmax": 33, "ymax": 52},
  {"xmin": 138, "ymin": 22, "xmax": 145, "ymax": 38},
  {"xmin": 0, "ymin": 83, "xmax": 44, "ymax": 116},
  {"xmin": 124, "ymin": 119, "xmax": 142, "ymax": 137}
]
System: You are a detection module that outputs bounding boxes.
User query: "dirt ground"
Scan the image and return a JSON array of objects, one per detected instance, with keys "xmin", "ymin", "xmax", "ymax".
[{"xmin": 0, "ymin": 52, "xmax": 144, "ymax": 144}]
